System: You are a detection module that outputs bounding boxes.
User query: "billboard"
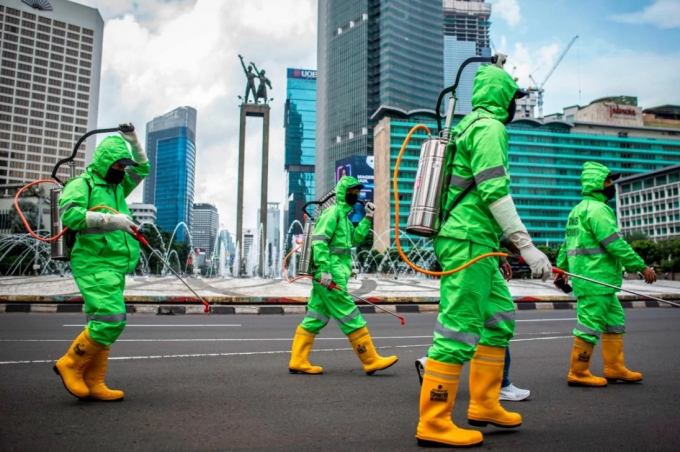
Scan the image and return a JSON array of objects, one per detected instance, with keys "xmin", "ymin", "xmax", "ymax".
[
  {"xmin": 335, "ymin": 156, "xmax": 374, "ymax": 224},
  {"xmin": 287, "ymin": 68, "xmax": 317, "ymax": 80}
]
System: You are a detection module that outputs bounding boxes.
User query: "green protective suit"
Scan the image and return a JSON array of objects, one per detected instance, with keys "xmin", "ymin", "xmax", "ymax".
[
  {"xmin": 556, "ymin": 161, "xmax": 646, "ymax": 344},
  {"xmin": 429, "ymin": 65, "xmax": 519, "ymax": 365},
  {"xmin": 300, "ymin": 176, "xmax": 372, "ymax": 335},
  {"xmin": 59, "ymin": 136, "xmax": 150, "ymax": 345}
]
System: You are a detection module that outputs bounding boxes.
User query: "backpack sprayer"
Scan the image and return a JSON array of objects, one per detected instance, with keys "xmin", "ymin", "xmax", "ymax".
[
  {"xmin": 393, "ymin": 54, "xmax": 512, "ymax": 276},
  {"xmin": 13, "ymin": 125, "xmax": 210, "ymax": 312}
]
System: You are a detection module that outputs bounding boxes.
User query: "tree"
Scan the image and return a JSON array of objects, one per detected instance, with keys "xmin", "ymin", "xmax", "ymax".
[{"xmin": 10, "ymin": 200, "xmax": 39, "ymax": 234}]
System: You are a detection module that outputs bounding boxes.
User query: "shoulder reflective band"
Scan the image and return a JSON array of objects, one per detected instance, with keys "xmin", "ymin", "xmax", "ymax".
[
  {"xmin": 567, "ymin": 248, "xmax": 606, "ymax": 256},
  {"xmin": 125, "ymin": 168, "xmax": 143, "ymax": 187},
  {"xmin": 474, "ymin": 165, "xmax": 507, "ymax": 185},
  {"xmin": 59, "ymin": 202, "xmax": 80, "ymax": 216},
  {"xmin": 311, "ymin": 235, "xmax": 329, "ymax": 242},
  {"xmin": 601, "ymin": 232, "xmax": 623, "ymax": 247},
  {"xmin": 434, "ymin": 320, "xmax": 480, "ymax": 346},
  {"xmin": 447, "ymin": 174, "xmax": 474, "ymax": 189}
]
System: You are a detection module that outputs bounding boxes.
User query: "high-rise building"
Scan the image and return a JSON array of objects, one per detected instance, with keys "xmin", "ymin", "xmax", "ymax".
[
  {"xmin": 316, "ymin": 0, "xmax": 443, "ymax": 196},
  {"xmin": 143, "ymin": 106, "xmax": 197, "ymax": 242},
  {"xmin": 443, "ymin": 0, "xmax": 491, "ymax": 114},
  {"xmin": 193, "ymin": 203, "xmax": 218, "ymax": 256},
  {"xmin": 284, "ymin": 68, "xmax": 316, "ymax": 235},
  {"xmin": 616, "ymin": 165, "xmax": 680, "ymax": 242},
  {"xmin": 372, "ymin": 98, "xmax": 680, "ymax": 250},
  {"xmin": 0, "ymin": 0, "xmax": 104, "ymax": 185}
]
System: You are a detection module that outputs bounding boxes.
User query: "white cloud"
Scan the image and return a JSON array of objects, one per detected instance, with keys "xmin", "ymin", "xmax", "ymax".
[
  {"xmin": 72, "ymin": 0, "xmax": 317, "ymax": 236},
  {"xmin": 610, "ymin": 0, "xmax": 680, "ymax": 29},
  {"xmin": 490, "ymin": 0, "xmax": 522, "ymax": 28},
  {"xmin": 504, "ymin": 37, "xmax": 680, "ymax": 116}
]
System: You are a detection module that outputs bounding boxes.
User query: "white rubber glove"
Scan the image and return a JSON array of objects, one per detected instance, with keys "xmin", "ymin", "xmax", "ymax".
[
  {"xmin": 364, "ymin": 202, "xmax": 375, "ymax": 219},
  {"xmin": 519, "ymin": 243, "xmax": 553, "ymax": 282},
  {"xmin": 490, "ymin": 195, "xmax": 552, "ymax": 282},
  {"xmin": 319, "ymin": 272, "xmax": 334, "ymax": 290},
  {"xmin": 118, "ymin": 122, "xmax": 147, "ymax": 163},
  {"xmin": 86, "ymin": 212, "xmax": 136, "ymax": 234}
]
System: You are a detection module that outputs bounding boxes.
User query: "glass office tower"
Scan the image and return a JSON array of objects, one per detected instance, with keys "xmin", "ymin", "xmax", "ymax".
[
  {"xmin": 316, "ymin": 0, "xmax": 443, "ymax": 196},
  {"xmin": 143, "ymin": 106, "xmax": 197, "ymax": 242},
  {"xmin": 284, "ymin": 68, "xmax": 316, "ymax": 236}
]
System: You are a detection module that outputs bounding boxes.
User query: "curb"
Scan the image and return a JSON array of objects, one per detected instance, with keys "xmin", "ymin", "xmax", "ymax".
[{"xmin": 0, "ymin": 300, "xmax": 676, "ymax": 315}]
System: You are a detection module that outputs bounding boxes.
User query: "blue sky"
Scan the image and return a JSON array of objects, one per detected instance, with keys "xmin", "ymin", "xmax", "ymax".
[{"xmin": 489, "ymin": 0, "xmax": 680, "ymax": 114}]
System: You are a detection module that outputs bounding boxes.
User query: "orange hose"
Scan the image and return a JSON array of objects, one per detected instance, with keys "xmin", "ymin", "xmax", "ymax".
[
  {"xmin": 282, "ymin": 244, "xmax": 311, "ymax": 283},
  {"xmin": 392, "ymin": 124, "xmax": 508, "ymax": 276},
  {"xmin": 14, "ymin": 179, "xmax": 124, "ymax": 242}
]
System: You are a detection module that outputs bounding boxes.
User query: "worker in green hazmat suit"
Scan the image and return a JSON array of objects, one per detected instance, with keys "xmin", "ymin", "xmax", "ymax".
[
  {"xmin": 54, "ymin": 124, "xmax": 149, "ymax": 401},
  {"xmin": 416, "ymin": 64, "xmax": 553, "ymax": 448},
  {"xmin": 555, "ymin": 161, "xmax": 656, "ymax": 388},
  {"xmin": 288, "ymin": 176, "xmax": 398, "ymax": 375}
]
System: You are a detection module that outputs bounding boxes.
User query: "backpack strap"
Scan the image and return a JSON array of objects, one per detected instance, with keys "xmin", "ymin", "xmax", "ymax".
[{"xmin": 440, "ymin": 116, "xmax": 495, "ymax": 224}]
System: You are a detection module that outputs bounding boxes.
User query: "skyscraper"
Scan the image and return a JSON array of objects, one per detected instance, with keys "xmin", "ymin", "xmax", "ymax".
[
  {"xmin": 193, "ymin": 203, "xmax": 218, "ymax": 256},
  {"xmin": 443, "ymin": 0, "xmax": 492, "ymax": 114},
  {"xmin": 143, "ymin": 106, "xmax": 197, "ymax": 242},
  {"xmin": 316, "ymin": 0, "xmax": 443, "ymax": 196},
  {"xmin": 0, "ymin": 0, "xmax": 104, "ymax": 185},
  {"xmin": 284, "ymin": 68, "xmax": 316, "ymax": 234}
]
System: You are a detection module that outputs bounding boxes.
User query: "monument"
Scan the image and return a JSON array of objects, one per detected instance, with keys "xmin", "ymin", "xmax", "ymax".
[{"xmin": 236, "ymin": 55, "xmax": 272, "ymax": 276}]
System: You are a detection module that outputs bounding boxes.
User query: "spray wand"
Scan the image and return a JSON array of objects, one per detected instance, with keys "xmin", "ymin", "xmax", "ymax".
[
  {"xmin": 131, "ymin": 227, "xmax": 210, "ymax": 313},
  {"xmin": 281, "ymin": 245, "xmax": 406, "ymax": 325}
]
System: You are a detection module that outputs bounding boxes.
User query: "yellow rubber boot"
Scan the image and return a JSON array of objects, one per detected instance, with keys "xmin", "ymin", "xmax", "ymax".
[
  {"xmin": 567, "ymin": 337, "xmax": 608, "ymax": 387},
  {"xmin": 416, "ymin": 358, "xmax": 483, "ymax": 447},
  {"xmin": 467, "ymin": 345, "xmax": 522, "ymax": 428},
  {"xmin": 54, "ymin": 329, "xmax": 104, "ymax": 399},
  {"xmin": 288, "ymin": 326, "xmax": 323, "ymax": 374},
  {"xmin": 348, "ymin": 326, "xmax": 398, "ymax": 375},
  {"xmin": 83, "ymin": 346, "xmax": 125, "ymax": 401},
  {"xmin": 602, "ymin": 334, "xmax": 642, "ymax": 383}
]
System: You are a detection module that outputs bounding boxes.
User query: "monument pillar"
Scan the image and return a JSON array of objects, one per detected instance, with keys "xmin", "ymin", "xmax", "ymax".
[{"xmin": 236, "ymin": 103, "xmax": 270, "ymax": 277}]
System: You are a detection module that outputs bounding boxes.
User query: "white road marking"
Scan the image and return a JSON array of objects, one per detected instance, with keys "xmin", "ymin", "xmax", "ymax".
[
  {"xmin": 0, "ymin": 332, "xmax": 562, "ymax": 343},
  {"xmin": 517, "ymin": 318, "xmax": 575, "ymax": 322},
  {"xmin": 62, "ymin": 324, "xmax": 242, "ymax": 327},
  {"xmin": 0, "ymin": 336, "xmax": 572, "ymax": 365}
]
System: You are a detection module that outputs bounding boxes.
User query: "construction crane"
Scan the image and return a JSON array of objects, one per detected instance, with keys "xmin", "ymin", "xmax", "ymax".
[{"xmin": 528, "ymin": 35, "xmax": 579, "ymax": 118}]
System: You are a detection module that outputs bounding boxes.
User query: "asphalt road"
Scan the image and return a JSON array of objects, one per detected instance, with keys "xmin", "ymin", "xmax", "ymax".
[{"xmin": 1, "ymin": 310, "xmax": 679, "ymax": 452}]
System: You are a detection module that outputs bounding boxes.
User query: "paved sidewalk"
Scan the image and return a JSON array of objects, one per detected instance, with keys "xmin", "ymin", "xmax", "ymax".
[{"xmin": 1, "ymin": 275, "xmax": 680, "ymax": 306}]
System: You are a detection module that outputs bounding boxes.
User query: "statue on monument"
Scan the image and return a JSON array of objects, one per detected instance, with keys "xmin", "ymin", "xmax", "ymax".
[
  {"xmin": 251, "ymin": 62, "xmax": 272, "ymax": 105},
  {"xmin": 238, "ymin": 54, "xmax": 257, "ymax": 104}
]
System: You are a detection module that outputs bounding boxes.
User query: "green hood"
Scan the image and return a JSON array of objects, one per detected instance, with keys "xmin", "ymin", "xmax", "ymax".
[
  {"xmin": 336, "ymin": 176, "xmax": 362, "ymax": 211},
  {"xmin": 88, "ymin": 136, "xmax": 134, "ymax": 177},
  {"xmin": 581, "ymin": 161, "xmax": 611, "ymax": 202},
  {"xmin": 471, "ymin": 65, "xmax": 519, "ymax": 123}
]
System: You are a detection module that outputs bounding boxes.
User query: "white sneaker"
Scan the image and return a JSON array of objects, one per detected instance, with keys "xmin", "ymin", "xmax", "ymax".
[
  {"xmin": 415, "ymin": 357, "xmax": 427, "ymax": 386},
  {"xmin": 499, "ymin": 383, "xmax": 531, "ymax": 401}
]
